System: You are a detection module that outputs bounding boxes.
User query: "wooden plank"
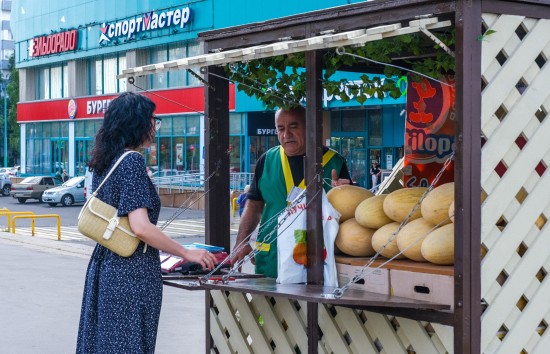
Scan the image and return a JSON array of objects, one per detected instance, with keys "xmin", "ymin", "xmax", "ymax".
[
  {"xmin": 481, "ymin": 15, "xmax": 526, "ymax": 73},
  {"xmin": 210, "ymin": 307, "xmax": 235, "ymax": 354},
  {"xmin": 227, "ymin": 292, "xmax": 274, "ymax": 354},
  {"xmin": 481, "ymin": 19, "xmax": 550, "ymax": 130},
  {"xmin": 272, "ymin": 297, "xmax": 308, "ymax": 351},
  {"xmin": 431, "ymin": 323, "xmax": 454, "ymax": 354},
  {"xmin": 362, "ymin": 312, "xmax": 408, "ymax": 354},
  {"xmin": 481, "ymin": 146, "xmax": 550, "ymax": 296},
  {"xmin": 332, "ymin": 306, "xmax": 378, "ymax": 354},
  {"xmin": 203, "ymin": 278, "xmax": 450, "ymax": 310},
  {"xmin": 481, "ymin": 220, "xmax": 550, "ymax": 349},
  {"xmin": 318, "ymin": 304, "xmax": 352, "ymax": 354},
  {"xmin": 249, "ymin": 295, "xmax": 295, "ymax": 353},
  {"xmin": 397, "ymin": 318, "xmax": 440, "ymax": 354},
  {"xmin": 500, "ymin": 278, "xmax": 550, "ymax": 353},
  {"xmin": 210, "ymin": 290, "xmax": 252, "ymax": 354},
  {"xmin": 336, "ymin": 256, "xmax": 454, "ymax": 276}
]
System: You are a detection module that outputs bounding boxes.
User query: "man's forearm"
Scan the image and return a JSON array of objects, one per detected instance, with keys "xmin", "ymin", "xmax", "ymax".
[{"xmin": 236, "ymin": 199, "xmax": 264, "ymax": 244}]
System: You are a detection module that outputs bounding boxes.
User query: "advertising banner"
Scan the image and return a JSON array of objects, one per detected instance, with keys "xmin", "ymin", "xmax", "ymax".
[{"xmin": 403, "ymin": 75, "xmax": 455, "ymax": 188}]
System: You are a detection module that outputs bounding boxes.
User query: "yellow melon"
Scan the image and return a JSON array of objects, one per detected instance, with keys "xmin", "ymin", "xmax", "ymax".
[
  {"xmin": 396, "ymin": 218, "xmax": 435, "ymax": 262},
  {"xmin": 371, "ymin": 222, "xmax": 406, "ymax": 259},
  {"xmin": 327, "ymin": 185, "xmax": 374, "ymax": 222},
  {"xmin": 355, "ymin": 194, "xmax": 393, "ymax": 229},
  {"xmin": 335, "ymin": 218, "xmax": 376, "ymax": 257},
  {"xmin": 449, "ymin": 202, "xmax": 455, "ymax": 223},
  {"xmin": 421, "ymin": 182, "xmax": 454, "ymax": 226},
  {"xmin": 382, "ymin": 187, "xmax": 427, "ymax": 223},
  {"xmin": 421, "ymin": 223, "xmax": 454, "ymax": 265}
]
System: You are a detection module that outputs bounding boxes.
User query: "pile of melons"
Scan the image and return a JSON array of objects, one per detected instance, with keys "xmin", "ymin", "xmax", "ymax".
[{"xmin": 327, "ymin": 182, "xmax": 455, "ymax": 265}]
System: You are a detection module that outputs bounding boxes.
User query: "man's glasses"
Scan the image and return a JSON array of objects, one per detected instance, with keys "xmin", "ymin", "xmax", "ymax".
[{"xmin": 153, "ymin": 116, "xmax": 162, "ymax": 131}]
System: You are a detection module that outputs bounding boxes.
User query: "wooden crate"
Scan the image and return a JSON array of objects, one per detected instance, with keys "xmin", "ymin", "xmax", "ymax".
[
  {"xmin": 336, "ymin": 261, "xmax": 391, "ymax": 295},
  {"xmin": 388, "ymin": 261, "xmax": 454, "ymax": 310}
]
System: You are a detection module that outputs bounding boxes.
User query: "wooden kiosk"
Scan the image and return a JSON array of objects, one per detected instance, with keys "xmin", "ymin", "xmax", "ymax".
[{"xmin": 120, "ymin": 1, "xmax": 550, "ymax": 352}]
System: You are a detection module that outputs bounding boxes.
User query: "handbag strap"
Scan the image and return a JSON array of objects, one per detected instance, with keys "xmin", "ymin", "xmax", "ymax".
[{"xmin": 91, "ymin": 150, "xmax": 139, "ymax": 197}]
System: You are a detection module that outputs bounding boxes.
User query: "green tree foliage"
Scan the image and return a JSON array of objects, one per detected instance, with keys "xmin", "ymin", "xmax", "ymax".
[
  {"xmin": 226, "ymin": 31, "xmax": 455, "ymax": 109},
  {"xmin": 1, "ymin": 54, "xmax": 20, "ymax": 166}
]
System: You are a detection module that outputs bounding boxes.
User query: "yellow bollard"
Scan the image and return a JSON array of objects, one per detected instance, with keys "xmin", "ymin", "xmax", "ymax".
[{"xmin": 11, "ymin": 214, "xmax": 61, "ymax": 241}]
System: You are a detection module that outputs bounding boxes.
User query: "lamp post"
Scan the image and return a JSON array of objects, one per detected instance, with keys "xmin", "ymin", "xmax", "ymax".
[{"xmin": 2, "ymin": 83, "xmax": 7, "ymax": 168}]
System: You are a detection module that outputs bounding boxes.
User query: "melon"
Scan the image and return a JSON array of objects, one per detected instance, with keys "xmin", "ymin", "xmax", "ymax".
[
  {"xmin": 421, "ymin": 182, "xmax": 454, "ymax": 226},
  {"xmin": 335, "ymin": 218, "xmax": 376, "ymax": 257},
  {"xmin": 355, "ymin": 194, "xmax": 393, "ymax": 229},
  {"xmin": 421, "ymin": 223, "xmax": 454, "ymax": 265},
  {"xmin": 371, "ymin": 222, "xmax": 406, "ymax": 259},
  {"xmin": 449, "ymin": 202, "xmax": 455, "ymax": 223},
  {"xmin": 382, "ymin": 187, "xmax": 427, "ymax": 223},
  {"xmin": 396, "ymin": 218, "xmax": 435, "ymax": 262},
  {"xmin": 327, "ymin": 185, "xmax": 374, "ymax": 222}
]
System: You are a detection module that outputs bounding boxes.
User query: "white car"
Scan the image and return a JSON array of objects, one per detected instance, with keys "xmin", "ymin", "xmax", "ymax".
[{"xmin": 42, "ymin": 176, "xmax": 86, "ymax": 206}]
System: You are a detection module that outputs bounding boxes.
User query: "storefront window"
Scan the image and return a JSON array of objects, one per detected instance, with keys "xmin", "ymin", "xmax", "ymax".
[
  {"xmin": 342, "ymin": 110, "xmax": 365, "ymax": 132},
  {"xmin": 368, "ymin": 109, "xmax": 383, "ymax": 146},
  {"xmin": 93, "ymin": 54, "xmax": 126, "ymax": 95},
  {"xmin": 186, "ymin": 116, "xmax": 199, "ymax": 135},
  {"xmin": 186, "ymin": 136, "xmax": 199, "ymax": 172},
  {"xmin": 151, "ymin": 46, "xmax": 168, "ymax": 89},
  {"xmin": 168, "ymin": 43, "xmax": 186, "ymax": 87},
  {"xmin": 187, "ymin": 42, "xmax": 201, "ymax": 87}
]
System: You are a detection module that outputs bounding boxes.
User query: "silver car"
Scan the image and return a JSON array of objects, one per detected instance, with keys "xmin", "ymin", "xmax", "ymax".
[{"xmin": 42, "ymin": 176, "xmax": 86, "ymax": 207}]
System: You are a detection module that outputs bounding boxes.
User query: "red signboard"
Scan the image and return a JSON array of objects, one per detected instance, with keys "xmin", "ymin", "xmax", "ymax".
[
  {"xmin": 403, "ymin": 75, "xmax": 455, "ymax": 188},
  {"xmin": 30, "ymin": 30, "xmax": 78, "ymax": 57},
  {"xmin": 16, "ymin": 86, "xmax": 236, "ymax": 122}
]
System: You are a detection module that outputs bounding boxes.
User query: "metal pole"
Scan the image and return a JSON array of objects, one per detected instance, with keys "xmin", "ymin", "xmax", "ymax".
[{"xmin": 4, "ymin": 90, "xmax": 7, "ymax": 167}]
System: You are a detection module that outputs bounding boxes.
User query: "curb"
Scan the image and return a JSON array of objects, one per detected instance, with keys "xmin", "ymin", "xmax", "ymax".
[{"xmin": 0, "ymin": 231, "xmax": 93, "ymax": 259}]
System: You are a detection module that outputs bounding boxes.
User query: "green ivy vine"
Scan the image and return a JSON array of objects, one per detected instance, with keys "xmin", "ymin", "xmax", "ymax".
[{"xmin": 225, "ymin": 30, "xmax": 455, "ymax": 109}]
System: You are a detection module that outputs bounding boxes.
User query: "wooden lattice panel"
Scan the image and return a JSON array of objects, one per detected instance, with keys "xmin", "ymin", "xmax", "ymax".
[
  {"xmin": 480, "ymin": 13, "xmax": 550, "ymax": 354},
  {"xmin": 210, "ymin": 291, "xmax": 453, "ymax": 353}
]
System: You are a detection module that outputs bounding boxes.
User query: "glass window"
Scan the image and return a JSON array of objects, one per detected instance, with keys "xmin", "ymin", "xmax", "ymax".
[
  {"xmin": 158, "ymin": 116, "xmax": 172, "ymax": 136},
  {"xmin": 39, "ymin": 67, "xmax": 50, "ymax": 99},
  {"xmin": 368, "ymin": 109, "xmax": 382, "ymax": 146},
  {"xmin": 230, "ymin": 113, "xmax": 242, "ymax": 135},
  {"xmin": 118, "ymin": 55, "xmax": 127, "ymax": 92},
  {"xmin": 94, "ymin": 59, "xmax": 102, "ymax": 95},
  {"xmin": 331, "ymin": 113, "xmax": 341, "ymax": 132},
  {"xmin": 50, "ymin": 66, "xmax": 63, "ymax": 98},
  {"xmin": 341, "ymin": 110, "xmax": 365, "ymax": 132},
  {"xmin": 186, "ymin": 136, "xmax": 199, "ymax": 171},
  {"xmin": 103, "ymin": 57, "xmax": 118, "ymax": 94},
  {"xmin": 151, "ymin": 47, "xmax": 168, "ymax": 89},
  {"xmin": 168, "ymin": 43, "xmax": 186, "ymax": 87},
  {"xmin": 229, "ymin": 136, "xmax": 242, "ymax": 172},
  {"xmin": 173, "ymin": 116, "xmax": 185, "ymax": 135},
  {"xmin": 186, "ymin": 116, "xmax": 199, "ymax": 135},
  {"xmin": 187, "ymin": 42, "xmax": 201, "ymax": 86}
]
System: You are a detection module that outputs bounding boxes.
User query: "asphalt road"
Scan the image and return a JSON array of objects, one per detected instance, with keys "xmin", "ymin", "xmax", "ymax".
[{"xmin": 0, "ymin": 195, "xmax": 205, "ymax": 227}]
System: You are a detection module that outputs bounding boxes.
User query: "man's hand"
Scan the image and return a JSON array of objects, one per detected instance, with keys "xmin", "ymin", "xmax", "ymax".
[
  {"xmin": 331, "ymin": 169, "xmax": 351, "ymax": 187},
  {"xmin": 231, "ymin": 244, "xmax": 255, "ymax": 272}
]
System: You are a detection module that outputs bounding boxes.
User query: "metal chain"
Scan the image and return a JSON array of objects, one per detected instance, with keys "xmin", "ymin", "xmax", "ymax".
[
  {"xmin": 158, "ymin": 169, "xmax": 218, "ymax": 231},
  {"xmin": 200, "ymin": 172, "xmax": 323, "ymax": 283},
  {"xmin": 328, "ymin": 151, "xmax": 455, "ymax": 298}
]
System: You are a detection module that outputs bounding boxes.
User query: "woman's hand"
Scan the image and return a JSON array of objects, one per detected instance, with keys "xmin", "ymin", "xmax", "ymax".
[{"xmin": 182, "ymin": 248, "xmax": 217, "ymax": 270}]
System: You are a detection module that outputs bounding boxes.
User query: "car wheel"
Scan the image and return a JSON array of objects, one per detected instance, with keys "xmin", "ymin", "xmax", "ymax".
[
  {"xmin": 1, "ymin": 185, "xmax": 10, "ymax": 196},
  {"xmin": 48, "ymin": 202, "xmax": 57, "ymax": 207},
  {"xmin": 17, "ymin": 198, "xmax": 27, "ymax": 204},
  {"xmin": 61, "ymin": 194, "xmax": 74, "ymax": 207}
]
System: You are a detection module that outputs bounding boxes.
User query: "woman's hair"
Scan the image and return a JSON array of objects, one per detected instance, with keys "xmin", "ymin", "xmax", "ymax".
[{"xmin": 88, "ymin": 92, "xmax": 156, "ymax": 172}]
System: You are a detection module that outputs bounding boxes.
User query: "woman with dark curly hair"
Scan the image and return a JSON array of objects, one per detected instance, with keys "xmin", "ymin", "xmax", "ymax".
[{"xmin": 76, "ymin": 92, "xmax": 216, "ymax": 353}]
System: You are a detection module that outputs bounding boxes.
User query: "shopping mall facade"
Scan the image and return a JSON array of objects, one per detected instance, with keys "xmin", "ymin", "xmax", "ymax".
[{"xmin": 12, "ymin": 0, "xmax": 406, "ymax": 188}]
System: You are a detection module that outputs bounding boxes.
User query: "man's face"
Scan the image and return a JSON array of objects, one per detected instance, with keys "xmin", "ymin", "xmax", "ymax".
[{"xmin": 276, "ymin": 110, "xmax": 306, "ymax": 156}]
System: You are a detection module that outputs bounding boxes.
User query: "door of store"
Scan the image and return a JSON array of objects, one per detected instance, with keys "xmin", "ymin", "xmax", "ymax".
[
  {"xmin": 51, "ymin": 139, "xmax": 68, "ymax": 176},
  {"xmin": 76, "ymin": 139, "xmax": 93, "ymax": 176},
  {"xmin": 350, "ymin": 148, "xmax": 367, "ymax": 188}
]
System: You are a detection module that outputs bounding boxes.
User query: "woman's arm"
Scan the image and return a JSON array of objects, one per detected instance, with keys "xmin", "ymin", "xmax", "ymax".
[{"xmin": 128, "ymin": 208, "xmax": 217, "ymax": 269}]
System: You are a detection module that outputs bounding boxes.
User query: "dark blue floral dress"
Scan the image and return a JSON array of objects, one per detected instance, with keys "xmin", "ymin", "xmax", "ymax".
[{"xmin": 76, "ymin": 152, "xmax": 162, "ymax": 353}]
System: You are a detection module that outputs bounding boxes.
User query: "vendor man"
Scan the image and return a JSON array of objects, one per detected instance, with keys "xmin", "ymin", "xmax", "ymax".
[{"xmin": 231, "ymin": 106, "xmax": 351, "ymax": 278}]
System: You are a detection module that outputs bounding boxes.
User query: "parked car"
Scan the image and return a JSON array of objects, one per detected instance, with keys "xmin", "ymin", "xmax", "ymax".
[
  {"xmin": 10, "ymin": 176, "xmax": 61, "ymax": 203},
  {"xmin": 0, "ymin": 173, "xmax": 11, "ymax": 196},
  {"xmin": 0, "ymin": 166, "xmax": 19, "ymax": 176},
  {"xmin": 42, "ymin": 176, "xmax": 86, "ymax": 207}
]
